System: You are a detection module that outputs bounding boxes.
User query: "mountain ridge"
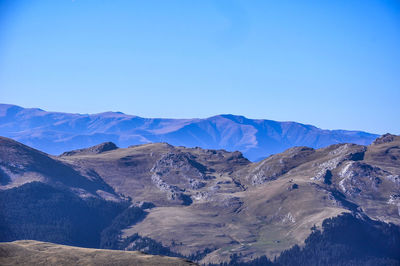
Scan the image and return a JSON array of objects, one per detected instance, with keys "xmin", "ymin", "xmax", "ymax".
[
  {"xmin": 0, "ymin": 104, "xmax": 378, "ymax": 161},
  {"xmin": 1, "ymin": 134, "xmax": 399, "ymax": 264}
]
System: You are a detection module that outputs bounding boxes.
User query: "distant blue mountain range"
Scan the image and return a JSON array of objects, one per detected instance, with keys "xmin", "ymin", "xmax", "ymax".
[{"xmin": 0, "ymin": 104, "xmax": 379, "ymax": 161}]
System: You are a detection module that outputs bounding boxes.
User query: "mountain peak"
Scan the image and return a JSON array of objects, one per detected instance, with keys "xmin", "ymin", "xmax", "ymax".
[
  {"xmin": 212, "ymin": 114, "xmax": 247, "ymax": 120},
  {"xmin": 372, "ymin": 133, "xmax": 400, "ymax": 145},
  {"xmin": 60, "ymin": 142, "xmax": 119, "ymax": 156}
]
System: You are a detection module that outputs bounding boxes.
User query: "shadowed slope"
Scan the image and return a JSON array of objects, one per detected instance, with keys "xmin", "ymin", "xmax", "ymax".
[{"xmin": 0, "ymin": 137, "xmax": 121, "ymax": 201}]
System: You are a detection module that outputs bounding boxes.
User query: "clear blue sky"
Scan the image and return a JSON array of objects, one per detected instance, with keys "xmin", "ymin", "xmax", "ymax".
[{"xmin": 0, "ymin": 0, "xmax": 399, "ymax": 134}]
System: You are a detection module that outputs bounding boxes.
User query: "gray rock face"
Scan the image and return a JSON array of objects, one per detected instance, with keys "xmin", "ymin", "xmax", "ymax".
[
  {"xmin": 338, "ymin": 162, "xmax": 386, "ymax": 196},
  {"xmin": 149, "ymin": 152, "xmax": 210, "ymax": 205}
]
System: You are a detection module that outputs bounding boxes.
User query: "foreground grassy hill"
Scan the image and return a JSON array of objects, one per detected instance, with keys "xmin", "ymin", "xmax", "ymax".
[{"xmin": 0, "ymin": 240, "xmax": 196, "ymax": 266}]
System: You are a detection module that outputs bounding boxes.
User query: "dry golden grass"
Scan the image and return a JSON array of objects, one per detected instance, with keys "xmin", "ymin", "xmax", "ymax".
[{"xmin": 0, "ymin": 240, "xmax": 197, "ymax": 266}]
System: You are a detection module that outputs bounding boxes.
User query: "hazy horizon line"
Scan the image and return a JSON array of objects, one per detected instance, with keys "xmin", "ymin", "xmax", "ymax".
[{"xmin": 1, "ymin": 102, "xmax": 385, "ymax": 135}]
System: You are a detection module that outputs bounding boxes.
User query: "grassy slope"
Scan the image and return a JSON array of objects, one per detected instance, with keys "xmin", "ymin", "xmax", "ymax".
[{"xmin": 0, "ymin": 240, "xmax": 196, "ymax": 266}]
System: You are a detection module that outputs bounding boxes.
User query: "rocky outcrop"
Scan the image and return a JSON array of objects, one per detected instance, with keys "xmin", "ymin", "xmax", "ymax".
[
  {"xmin": 61, "ymin": 142, "xmax": 118, "ymax": 156},
  {"xmin": 149, "ymin": 152, "xmax": 211, "ymax": 205},
  {"xmin": 372, "ymin": 133, "xmax": 399, "ymax": 145},
  {"xmin": 245, "ymin": 146, "xmax": 315, "ymax": 185},
  {"xmin": 151, "ymin": 153, "xmax": 208, "ymax": 188},
  {"xmin": 312, "ymin": 144, "xmax": 366, "ymax": 181},
  {"xmin": 338, "ymin": 162, "xmax": 387, "ymax": 196}
]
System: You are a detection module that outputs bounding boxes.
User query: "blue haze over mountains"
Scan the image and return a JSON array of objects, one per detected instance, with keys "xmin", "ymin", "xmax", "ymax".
[{"xmin": 0, "ymin": 104, "xmax": 378, "ymax": 161}]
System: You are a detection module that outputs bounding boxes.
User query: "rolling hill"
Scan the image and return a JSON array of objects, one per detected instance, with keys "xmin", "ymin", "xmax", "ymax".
[{"xmin": 0, "ymin": 240, "xmax": 196, "ymax": 266}]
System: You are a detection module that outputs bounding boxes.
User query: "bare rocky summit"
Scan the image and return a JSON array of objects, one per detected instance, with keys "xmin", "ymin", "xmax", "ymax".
[
  {"xmin": 61, "ymin": 142, "xmax": 118, "ymax": 156},
  {"xmin": 372, "ymin": 133, "xmax": 399, "ymax": 145}
]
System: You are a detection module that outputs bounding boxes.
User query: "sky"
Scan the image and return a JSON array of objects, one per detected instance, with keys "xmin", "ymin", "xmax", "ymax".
[{"xmin": 0, "ymin": 0, "xmax": 399, "ymax": 134}]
